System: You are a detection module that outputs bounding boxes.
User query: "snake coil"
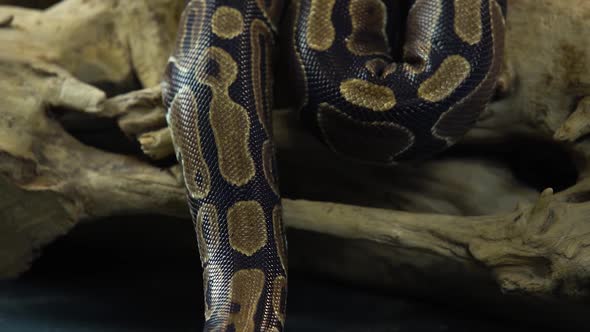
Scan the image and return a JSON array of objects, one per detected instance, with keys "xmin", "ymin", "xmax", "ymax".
[{"xmin": 163, "ymin": 0, "xmax": 506, "ymax": 331}]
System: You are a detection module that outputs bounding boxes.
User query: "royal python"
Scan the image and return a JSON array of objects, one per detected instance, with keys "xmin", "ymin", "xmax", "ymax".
[{"xmin": 162, "ymin": 0, "xmax": 506, "ymax": 330}]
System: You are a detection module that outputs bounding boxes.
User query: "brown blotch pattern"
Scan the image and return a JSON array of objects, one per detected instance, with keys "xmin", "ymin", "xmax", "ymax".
[
  {"xmin": 340, "ymin": 79, "xmax": 396, "ymax": 111},
  {"xmin": 272, "ymin": 205, "xmax": 287, "ymax": 271},
  {"xmin": 175, "ymin": 0, "xmax": 206, "ymax": 60},
  {"xmin": 382, "ymin": 64, "xmax": 398, "ymax": 78},
  {"xmin": 196, "ymin": 203, "xmax": 220, "ymax": 263},
  {"xmin": 196, "ymin": 47, "xmax": 255, "ymax": 186},
  {"xmin": 346, "ymin": 0, "xmax": 389, "ymax": 56},
  {"xmin": 260, "ymin": 274, "xmax": 287, "ymax": 330},
  {"xmin": 272, "ymin": 275, "xmax": 287, "ymax": 325},
  {"xmin": 317, "ymin": 103, "xmax": 414, "ymax": 163},
  {"xmin": 403, "ymin": 0, "xmax": 442, "ymax": 74},
  {"xmin": 263, "ymin": 140, "xmax": 280, "ymax": 195},
  {"xmin": 454, "ymin": 0, "xmax": 483, "ymax": 45},
  {"xmin": 203, "ymin": 264, "xmax": 226, "ymax": 322},
  {"xmin": 251, "ymin": 19, "xmax": 274, "ymax": 135},
  {"xmin": 227, "ymin": 269, "xmax": 266, "ymax": 332},
  {"xmin": 167, "ymin": 87, "xmax": 211, "ymax": 199},
  {"xmin": 432, "ymin": 0, "xmax": 505, "ymax": 142},
  {"xmin": 256, "ymin": 0, "xmax": 283, "ymax": 30},
  {"xmin": 306, "ymin": 0, "xmax": 336, "ymax": 51},
  {"xmin": 202, "ymin": 266, "xmax": 212, "ymax": 319},
  {"xmin": 365, "ymin": 58, "xmax": 397, "ymax": 78},
  {"xmin": 227, "ymin": 201, "xmax": 267, "ymax": 256},
  {"xmin": 212, "ymin": 6, "xmax": 244, "ymax": 39},
  {"xmin": 418, "ymin": 55, "xmax": 471, "ymax": 102}
]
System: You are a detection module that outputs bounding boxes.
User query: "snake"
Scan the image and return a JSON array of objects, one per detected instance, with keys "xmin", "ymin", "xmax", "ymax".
[{"xmin": 162, "ymin": 0, "xmax": 506, "ymax": 331}]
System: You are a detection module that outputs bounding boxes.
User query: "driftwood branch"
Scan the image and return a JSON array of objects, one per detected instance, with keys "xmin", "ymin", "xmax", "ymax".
[
  {"xmin": 285, "ymin": 184, "xmax": 590, "ymax": 297},
  {"xmin": 1, "ymin": 0, "xmax": 590, "ymax": 326}
]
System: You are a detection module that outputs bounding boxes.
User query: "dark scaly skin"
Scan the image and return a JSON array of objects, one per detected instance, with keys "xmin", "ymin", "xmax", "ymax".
[
  {"xmin": 163, "ymin": 0, "xmax": 505, "ymax": 331},
  {"xmin": 163, "ymin": 1, "xmax": 287, "ymax": 331},
  {"xmin": 292, "ymin": 0, "xmax": 506, "ymax": 163}
]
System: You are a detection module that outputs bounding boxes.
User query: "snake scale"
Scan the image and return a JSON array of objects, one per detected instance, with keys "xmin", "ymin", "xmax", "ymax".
[{"xmin": 162, "ymin": 0, "xmax": 506, "ymax": 331}]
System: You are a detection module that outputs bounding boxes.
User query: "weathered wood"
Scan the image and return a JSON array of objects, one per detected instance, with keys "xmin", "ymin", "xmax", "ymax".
[{"xmin": 0, "ymin": 0, "xmax": 186, "ymax": 277}]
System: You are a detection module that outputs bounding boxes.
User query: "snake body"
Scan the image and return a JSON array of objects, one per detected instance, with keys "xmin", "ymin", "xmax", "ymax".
[{"xmin": 162, "ymin": 0, "xmax": 506, "ymax": 331}]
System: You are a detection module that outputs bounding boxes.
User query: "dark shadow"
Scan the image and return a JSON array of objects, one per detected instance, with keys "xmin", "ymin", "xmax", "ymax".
[{"xmin": 0, "ymin": 215, "xmax": 560, "ymax": 332}]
